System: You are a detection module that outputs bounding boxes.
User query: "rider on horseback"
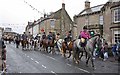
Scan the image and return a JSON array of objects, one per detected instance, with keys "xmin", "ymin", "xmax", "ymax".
[
  {"xmin": 47, "ymin": 32, "xmax": 53, "ymax": 44},
  {"xmin": 42, "ymin": 32, "xmax": 46, "ymax": 39},
  {"xmin": 15, "ymin": 34, "xmax": 21, "ymax": 48},
  {"xmin": 79, "ymin": 26, "xmax": 91, "ymax": 47},
  {"xmin": 21, "ymin": 32, "xmax": 28, "ymax": 49},
  {"xmin": 64, "ymin": 30, "xmax": 73, "ymax": 49},
  {"xmin": 22, "ymin": 32, "xmax": 28, "ymax": 40},
  {"xmin": 27, "ymin": 32, "xmax": 32, "ymax": 39},
  {"xmin": 41, "ymin": 32, "xmax": 46, "ymax": 44}
]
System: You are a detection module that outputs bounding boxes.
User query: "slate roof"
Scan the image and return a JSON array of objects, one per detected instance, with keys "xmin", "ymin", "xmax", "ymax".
[{"xmin": 77, "ymin": 4, "xmax": 104, "ymax": 16}]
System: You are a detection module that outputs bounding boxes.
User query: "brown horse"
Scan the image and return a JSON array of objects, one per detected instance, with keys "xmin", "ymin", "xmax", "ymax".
[
  {"xmin": 61, "ymin": 41, "xmax": 74, "ymax": 58},
  {"xmin": 40, "ymin": 38, "xmax": 55, "ymax": 54},
  {"xmin": 21, "ymin": 39, "xmax": 27, "ymax": 50}
]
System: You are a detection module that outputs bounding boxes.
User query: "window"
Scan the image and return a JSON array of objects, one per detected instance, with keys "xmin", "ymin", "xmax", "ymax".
[
  {"xmin": 50, "ymin": 19, "xmax": 55, "ymax": 28},
  {"xmin": 99, "ymin": 15, "xmax": 103, "ymax": 25},
  {"xmin": 114, "ymin": 32, "xmax": 120, "ymax": 43},
  {"xmin": 114, "ymin": 8, "xmax": 120, "ymax": 23}
]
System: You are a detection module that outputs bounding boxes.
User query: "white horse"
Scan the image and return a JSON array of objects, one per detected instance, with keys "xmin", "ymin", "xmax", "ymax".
[{"xmin": 56, "ymin": 39, "xmax": 64, "ymax": 55}]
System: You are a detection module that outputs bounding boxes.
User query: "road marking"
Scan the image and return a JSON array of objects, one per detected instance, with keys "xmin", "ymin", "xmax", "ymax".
[
  {"xmin": 75, "ymin": 67, "xmax": 90, "ymax": 73},
  {"xmin": 27, "ymin": 56, "xmax": 29, "ymax": 57},
  {"xmin": 32, "ymin": 51, "xmax": 89, "ymax": 73},
  {"xmin": 51, "ymin": 71, "xmax": 57, "ymax": 74},
  {"xmin": 45, "ymin": 55, "xmax": 57, "ymax": 61},
  {"xmin": 49, "ymin": 57, "xmax": 56, "ymax": 61},
  {"xmin": 42, "ymin": 65, "xmax": 46, "ymax": 69},
  {"xmin": 66, "ymin": 63, "xmax": 72, "ymax": 66},
  {"xmin": 31, "ymin": 58, "xmax": 33, "ymax": 60},
  {"xmin": 35, "ymin": 61, "xmax": 39, "ymax": 64}
]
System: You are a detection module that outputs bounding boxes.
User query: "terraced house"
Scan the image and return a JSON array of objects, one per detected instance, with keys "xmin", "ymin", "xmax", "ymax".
[
  {"xmin": 74, "ymin": 0, "xmax": 120, "ymax": 46},
  {"xmin": 25, "ymin": 3, "xmax": 73, "ymax": 38}
]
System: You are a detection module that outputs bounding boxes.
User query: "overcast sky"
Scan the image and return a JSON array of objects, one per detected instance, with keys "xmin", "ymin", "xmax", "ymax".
[{"xmin": 0, "ymin": 0, "xmax": 109, "ymax": 34}]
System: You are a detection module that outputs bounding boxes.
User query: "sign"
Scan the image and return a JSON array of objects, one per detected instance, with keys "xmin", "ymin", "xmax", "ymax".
[{"xmin": 41, "ymin": 28, "xmax": 44, "ymax": 32}]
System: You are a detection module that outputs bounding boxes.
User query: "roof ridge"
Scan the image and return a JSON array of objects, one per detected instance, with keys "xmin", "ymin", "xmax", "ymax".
[{"xmin": 88, "ymin": 4, "xmax": 104, "ymax": 9}]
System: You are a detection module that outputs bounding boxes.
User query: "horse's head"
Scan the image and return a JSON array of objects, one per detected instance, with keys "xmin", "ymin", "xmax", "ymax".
[{"xmin": 89, "ymin": 34, "xmax": 101, "ymax": 47}]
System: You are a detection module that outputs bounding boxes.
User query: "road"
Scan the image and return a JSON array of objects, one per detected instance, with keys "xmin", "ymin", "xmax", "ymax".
[{"xmin": 5, "ymin": 43, "xmax": 119, "ymax": 74}]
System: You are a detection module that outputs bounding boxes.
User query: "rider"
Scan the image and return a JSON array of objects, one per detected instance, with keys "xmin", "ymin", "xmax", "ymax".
[
  {"xmin": 15, "ymin": 34, "xmax": 21, "ymax": 48},
  {"xmin": 64, "ymin": 31, "xmax": 72, "ymax": 49},
  {"xmin": 27, "ymin": 32, "xmax": 32, "ymax": 40},
  {"xmin": 47, "ymin": 32, "xmax": 53, "ymax": 44},
  {"xmin": 47, "ymin": 32, "xmax": 52, "ymax": 40},
  {"xmin": 55, "ymin": 33, "xmax": 60, "ymax": 47},
  {"xmin": 56, "ymin": 33, "xmax": 60, "ymax": 41},
  {"xmin": 22, "ymin": 32, "xmax": 28, "ymax": 41},
  {"xmin": 42, "ymin": 32, "xmax": 46, "ymax": 40},
  {"xmin": 79, "ymin": 26, "xmax": 91, "ymax": 47},
  {"xmin": 68, "ymin": 30, "xmax": 73, "ymax": 41}
]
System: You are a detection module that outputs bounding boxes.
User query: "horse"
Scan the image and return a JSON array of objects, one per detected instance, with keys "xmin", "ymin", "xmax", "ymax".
[
  {"xmin": 57, "ymin": 39, "xmax": 74, "ymax": 58},
  {"xmin": 56, "ymin": 39, "xmax": 64, "ymax": 55},
  {"xmin": 21, "ymin": 39, "xmax": 28, "ymax": 50},
  {"xmin": 33, "ymin": 38, "xmax": 39, "ymax": 51},
  {"xmin": 73, "ymin": 34, "xmax": 101, "ymax": 69},
  {"xmin": 40, "ymin": 37, "xmax": 55, "ymax": 54}
]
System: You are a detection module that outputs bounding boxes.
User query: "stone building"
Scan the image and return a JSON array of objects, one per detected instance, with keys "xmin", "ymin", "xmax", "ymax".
[
  {"xmin": 101, "ymin": 1, "xmax": 120, "ymax": 45},
  {"xmin": 74, "ymin": 0, "xmax": 104, "ymax": 37},
  {"xmin": 25, "ymin": 3, "xmax": 73, "ymax": 38},
  {"xmin": 74, "ymin": 0, "xmax": 120, "ymax": 45}
]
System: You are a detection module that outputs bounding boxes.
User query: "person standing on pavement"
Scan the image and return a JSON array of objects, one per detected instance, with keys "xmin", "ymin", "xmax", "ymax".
[
  {"xmin": 0, "ymin": 36, "xmax": 7, "ymax": 72},
  {"xmin": 102, "ymin": 42, "xmax": 109, "ymax": 61},
  {"xmin": 112, "ymin": 43, "xmax": 117, "ymax": 60}
]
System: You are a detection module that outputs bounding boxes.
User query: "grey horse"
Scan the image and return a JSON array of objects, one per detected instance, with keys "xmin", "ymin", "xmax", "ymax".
[{"xmin": 73, "ymin": 34, "xmax": 101, "ymax": 69}]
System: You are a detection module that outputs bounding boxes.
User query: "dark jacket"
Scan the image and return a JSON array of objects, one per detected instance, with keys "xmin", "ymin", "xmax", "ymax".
[
  {"xmin": 112, "ymin": 44, "xmax": 117, "ymax": 52},
  {"xmin": 47, "ymin": 34, "xmax": 52, "ymax": 40},
  {"xmin": 42, "ymin": 34, "xmax": 46, "ymax": 39}
]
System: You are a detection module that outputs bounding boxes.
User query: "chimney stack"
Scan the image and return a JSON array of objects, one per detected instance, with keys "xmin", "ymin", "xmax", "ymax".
[
  {"xmin": 62, "ymin": 3, "xmax": 65, "ymax": 9},
  {"xmin": 85, "ymin": 0, "xmax": 90, "ymax": 9}
]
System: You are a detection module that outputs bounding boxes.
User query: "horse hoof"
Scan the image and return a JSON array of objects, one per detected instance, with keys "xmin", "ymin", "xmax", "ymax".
[
  {"xmin": 86, "ymin": 65, "xmax": 88, "ymax": 67},
  {"xmin": 93, "ymin": 67, "xmax": 96, "ymax": 70}
]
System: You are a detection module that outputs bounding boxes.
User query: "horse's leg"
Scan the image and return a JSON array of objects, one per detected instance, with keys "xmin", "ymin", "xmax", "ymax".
[
  {"xmin": 86, "ymin": 56, "xmax": 90, "ymax": 67},
  {"xmin": 46, "ymin": 46, "xmax": 48, "ymax": 53},
  {"xmin": 24, "ymin": 43, "xmax": 26, "ymax": 50},
  {"xmin": 48, "ymin": 46, "xmax": 52, "ymax": 53},
  {"xmin": 62, "ymin": 48, "xmax": 66, "ymax": 58},
  {"xmin": 74, "ymin": 47, "xmax": 79, "ymax": 63},
  {"xmin": 67, "ymin": 49, "xmax": 71, "ymax": 58},
  {"xmin": 79, "ymin": 51, "xmax": 83, "ymax": 60},
  {"xmin": 61, "ymin": 47, "xmax": 64, "ymax": 57},
  {"xmin": 72, "ymin": 49, "xmax": 75, "ymax": 63},
  {"xmin": 76, "ymin": 49, "xmax": 80, "ymax": 64},
  {"xmin": 91, "ymin": 55, "xmax": 95, "ymax": 69},
  {"xmin": 84, "ymin": 47, "xmax": 88, "ymax": 59}
]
